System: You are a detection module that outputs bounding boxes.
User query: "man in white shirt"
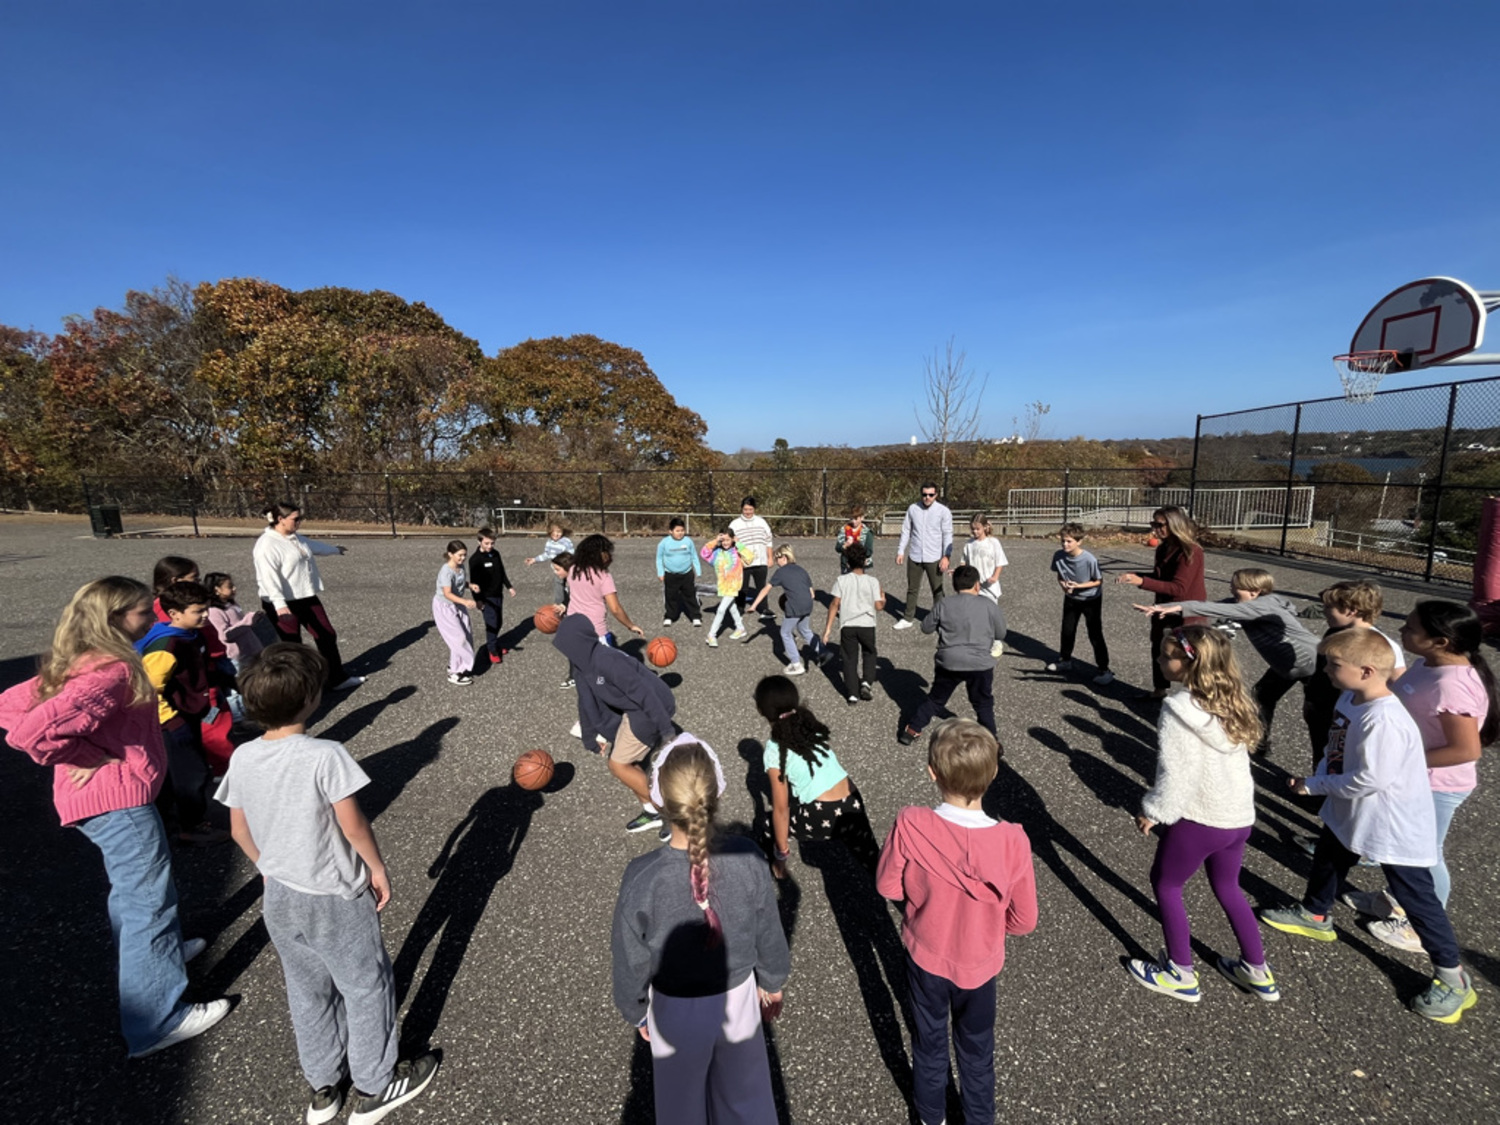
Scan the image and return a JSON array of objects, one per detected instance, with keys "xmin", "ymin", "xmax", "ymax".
[{"xmin": 894, "ymin": 482, "xmax": 953, "ymax": 629}]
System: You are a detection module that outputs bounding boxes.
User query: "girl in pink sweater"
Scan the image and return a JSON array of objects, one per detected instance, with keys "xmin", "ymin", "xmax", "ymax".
[{"xmin": 0, "ymin": 577, "xmax": 231, "ymax": 1059}]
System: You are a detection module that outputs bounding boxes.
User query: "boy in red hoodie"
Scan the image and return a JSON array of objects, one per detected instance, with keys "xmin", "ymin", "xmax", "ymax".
[{"xmin": 876, "ymin": 719, "xmax": 1037, "ymax": 1125}]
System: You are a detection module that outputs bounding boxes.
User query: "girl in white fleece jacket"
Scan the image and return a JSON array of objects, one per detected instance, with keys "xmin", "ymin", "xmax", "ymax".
[{"xmin": 1126, "ymin": 625, "xmax": 1278, "ymax": 1004}]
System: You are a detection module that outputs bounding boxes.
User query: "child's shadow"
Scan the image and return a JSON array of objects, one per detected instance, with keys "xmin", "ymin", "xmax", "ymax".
[{"xmin": 393, "ymin": 767, "xmax": 571, "ymax": 1052}]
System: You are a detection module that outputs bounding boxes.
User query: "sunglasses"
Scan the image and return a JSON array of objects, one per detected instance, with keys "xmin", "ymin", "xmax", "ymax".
[
  {"xmin": 1150, "ymin": 520, "xmax": 1167, "ymax": 529},
  {"xmin": 921, "ymin": 492, "xmax": 937, "ymax": 498},
  {"xmin": 1170, "ymin": 628, "xmax": 1196, "ymax": 660}
]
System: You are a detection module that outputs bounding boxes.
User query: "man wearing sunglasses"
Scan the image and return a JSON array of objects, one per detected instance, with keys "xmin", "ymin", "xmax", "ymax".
[{"xmin": 894, "ymin": 483, "xmax": 953, "ymax": 629}]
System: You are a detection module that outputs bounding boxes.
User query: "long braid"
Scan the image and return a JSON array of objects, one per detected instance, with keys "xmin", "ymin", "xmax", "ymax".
[{"xmin": 658, "ymin": 742, "xmax": 723, "ymax": 946}]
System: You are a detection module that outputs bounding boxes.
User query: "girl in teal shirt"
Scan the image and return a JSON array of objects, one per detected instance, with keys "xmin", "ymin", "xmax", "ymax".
[{"xmin": 754, "ymin": 675, "xmax": 881, "ymax": 878}]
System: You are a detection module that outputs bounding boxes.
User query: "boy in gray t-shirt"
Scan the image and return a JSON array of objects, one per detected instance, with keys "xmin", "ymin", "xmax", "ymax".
[
  {"xmin": 821, "ymin": 542, "xmax": 885, "ymax": 704},
  {"xmin": 215, "ymin": 644, "xmax": 439, "ymax": 1124},
  {"xmin": 1047, "ymin": 523, "xmax": 1112, "ymax": 685}
]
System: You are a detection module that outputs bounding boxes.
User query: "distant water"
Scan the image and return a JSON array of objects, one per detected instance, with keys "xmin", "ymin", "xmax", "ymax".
[{"xmin": 1270, "ymin": 456, "xmax": 1428, "ymax": 476}]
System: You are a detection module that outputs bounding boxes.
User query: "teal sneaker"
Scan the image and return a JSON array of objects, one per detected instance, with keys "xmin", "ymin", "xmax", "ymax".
[
  {"xmin": 1126, "ymin": 952, "xmax": 1201, "ymax": 1003},
  {"xmin": 1260, "ymin": 904, "xmax": 1338, "ymax": 942},
  {"xmin": 1411, "ymin": 973, "xmax": 1477, "ymax": 1024},
  {"xmin": 1215, "ymin": 957, "xmax": 1281, "ymax": 1002}
]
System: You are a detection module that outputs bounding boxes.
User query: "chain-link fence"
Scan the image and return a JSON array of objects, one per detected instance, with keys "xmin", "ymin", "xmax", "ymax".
[{"xmin": 1192, "ymin": 373, "xmax": 1500, "ymax": 585}]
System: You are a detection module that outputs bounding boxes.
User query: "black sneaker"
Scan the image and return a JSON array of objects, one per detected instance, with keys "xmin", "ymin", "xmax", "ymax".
[
  {"xmin": 658, "ymin": 823, "xmax": 673, "ymax": 843},
  {"xmin": 897, "ymin": 726, "xmax": 919, "ymax": 746},
  {"xmin": 349, "ymin": 1054, "xmax": 440, "ymax": 1125},
  {"xmin": 307, "ymin": 1080, "xmax": 347, "ymax": 1125},
  {"xmin": 626, "ymin": 810, "xmax": 664, "ymax": 834},
  {"xmin": 859, "ymin": 682, "xmax": 874, "ymax": 702}
]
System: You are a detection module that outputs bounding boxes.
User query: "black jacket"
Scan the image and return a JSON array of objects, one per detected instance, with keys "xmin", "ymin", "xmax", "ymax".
[{"xmin": 470, "ymin": 547, "xmax": 513, "ymax": 598}]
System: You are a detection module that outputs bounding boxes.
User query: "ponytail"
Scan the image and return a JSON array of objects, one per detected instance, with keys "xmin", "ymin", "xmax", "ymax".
[
  {"xmin": 1413, "ymin": 601, "xmax": 1499, "ymax": 746},
  {"xmin": 754, "ymin": 675, "xmax": 833, "ymax": 777}
]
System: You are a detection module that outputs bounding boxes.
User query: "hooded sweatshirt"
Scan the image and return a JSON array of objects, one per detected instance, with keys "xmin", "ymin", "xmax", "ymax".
[
  {"xmin": 1140, "ymin": 689, "xmax": 1256, "ymax": 829},
  {"xmin": 552, "ymin": 614, "xmax": 677, "ymax": 750},
  {"xmin": 1171, "ymin": 594, "xmax": 1319, "ymax": 679},
  {"xmin": 876, "ymin": 806, "xmax": 1037, "ymax": 988}
]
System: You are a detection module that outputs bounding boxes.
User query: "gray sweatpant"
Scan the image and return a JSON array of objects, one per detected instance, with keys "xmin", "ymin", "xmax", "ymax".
[{"xmin": 264, "ymin": 878, "xmax": 399, "ymax": 1093}]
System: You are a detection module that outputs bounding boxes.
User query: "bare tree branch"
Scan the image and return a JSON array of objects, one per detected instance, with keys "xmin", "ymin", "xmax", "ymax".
[{"xmin": 914, "ymin": 336, "xmax": 988, "ymax": 473}]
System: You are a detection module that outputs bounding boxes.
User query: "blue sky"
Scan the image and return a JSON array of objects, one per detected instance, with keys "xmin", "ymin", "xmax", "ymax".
[{"xmin": 3, "ymin": 2, "xmax": 1497, "ymax": 451}]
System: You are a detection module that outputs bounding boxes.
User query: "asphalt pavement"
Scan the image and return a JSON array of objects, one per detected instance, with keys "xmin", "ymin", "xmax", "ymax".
[{"xmin": 0, "ymin": 520, "xmax": 1494, "ymax": 1124}]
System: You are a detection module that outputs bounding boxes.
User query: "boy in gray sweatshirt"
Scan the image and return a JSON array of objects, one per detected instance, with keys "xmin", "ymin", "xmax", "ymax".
[
  {"xmin": 899, "ymin": 566, "xmax": 1008, "ymax": 744},
  {"xmin": 1142, "ymin": 568, "xmax": 1318, "ymax": 747}
]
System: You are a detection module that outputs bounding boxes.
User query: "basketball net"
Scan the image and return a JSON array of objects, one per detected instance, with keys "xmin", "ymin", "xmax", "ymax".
[{"xmin": 1332, "ymin": 350, "xmax": 1400, "ymax": 404}]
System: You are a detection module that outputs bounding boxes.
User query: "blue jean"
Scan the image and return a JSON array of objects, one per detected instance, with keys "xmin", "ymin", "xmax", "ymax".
[
  {"xmin": 779, "ymin": 615, "xmax": 822, "ymax": 664},
  {"xmin": 1431, "ymin": 788, "xmax": 1472, "ymax": 908},
  {"xmin": 76, "ymin": 804, "xmax": 191, "ymax": 1054}
]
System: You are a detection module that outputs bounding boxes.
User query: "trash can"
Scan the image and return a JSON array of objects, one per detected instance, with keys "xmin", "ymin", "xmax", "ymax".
[{"xmin": 89, "ymin": 504, "xmax": 124, "ymax": 538}]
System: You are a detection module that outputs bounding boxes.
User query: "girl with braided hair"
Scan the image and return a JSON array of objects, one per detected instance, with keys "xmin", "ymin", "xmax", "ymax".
[
  {"xmin": 753, "ymin": 674, "xmax": 881, "ymax": 879},
  {"xmin": 610, "ymin": 734, "xmax": 790, "ymax": 1125}
]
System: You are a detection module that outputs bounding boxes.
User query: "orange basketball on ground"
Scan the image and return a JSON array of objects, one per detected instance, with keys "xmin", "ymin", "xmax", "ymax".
[
  {"xmin": 646, "ymin": 636, "xmax": 678, "ymax": 668},
  {"xmin": 534, "ymin": 605, "xmax": 562, "ymax": 634},
  {"xmin": 513, "ymin": 749, "xmax": 555, "ymax": 791}
]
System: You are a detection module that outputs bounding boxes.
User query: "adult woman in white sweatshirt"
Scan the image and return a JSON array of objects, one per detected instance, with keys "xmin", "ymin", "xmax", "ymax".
[
  {"xmin": 252, "ymin": 501, "xmax": 362, "ymax": 691},
  {"xmin": 1126, "ymin": 625, "xmax": 1275, "ymax": 1003}
]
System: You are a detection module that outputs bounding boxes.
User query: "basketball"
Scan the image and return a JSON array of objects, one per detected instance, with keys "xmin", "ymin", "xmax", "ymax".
[
  {"xmin": 534, "ymin": 604, "xmax": 562, "ymax": 634},
  {"xmin": 513, "ymin": 749, "xmax": 554, "ymax": 791},
  {"xmin": 646, "ymin": 636, "xmax": 678, "ymax": 668}
]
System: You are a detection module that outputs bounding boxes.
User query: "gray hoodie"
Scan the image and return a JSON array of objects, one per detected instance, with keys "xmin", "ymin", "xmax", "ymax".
[{"xmin": 1172, "ymin": 593, "xmax": 1318, "ymax": 679}]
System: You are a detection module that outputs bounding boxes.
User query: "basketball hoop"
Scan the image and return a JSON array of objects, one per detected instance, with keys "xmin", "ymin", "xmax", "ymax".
[{"xmin": 1332, "ymin": 350, "xmax": 1401, "ymax": 403}]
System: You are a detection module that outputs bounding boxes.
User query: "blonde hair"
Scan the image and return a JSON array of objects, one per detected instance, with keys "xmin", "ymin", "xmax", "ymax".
[
  {"xmin": 1321, "ymin": 579, "xmax": 1383, "ymax": 622},
  {"xmin": 656, "ymin": 742, "xmax": 723, "ymax": 943},
  {"xmin": 970, "ymin": 514, "xmax": 992, "ymax": 533},
  {"xmin": 774, "ymin": 544, "xmax": 796, "ymax": 563},
  {"xmin": 1165, "ymin": 625, "xmax": 1263, "ymax": 750},
  {"xmin": 928, "ymin": 718, "xmax": 1001, "ymax": 799},
  {"xmin": 1230, "ymin": 568, "xmax": 1275, "ymax": 595},
  {"xmin": 1320, "ymin": 627, "xmax": 1397, "ymax": 673},
  {"xmin": 1154, "ymin": 506, "xmax": 1200, "ymax": 560},
  {"xmin": 37, "ymin": 577, "xmax": 155, "ymax": 705}
]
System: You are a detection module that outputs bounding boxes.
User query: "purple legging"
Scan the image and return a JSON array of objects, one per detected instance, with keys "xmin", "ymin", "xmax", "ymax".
[{"xmin": 1149, "ymin": 819, "xmax": 1264, "ymax": 968}]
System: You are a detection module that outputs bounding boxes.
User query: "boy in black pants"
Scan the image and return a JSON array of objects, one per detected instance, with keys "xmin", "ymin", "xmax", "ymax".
[
  {"xmin": 1047, "ymin": 523, "xmax": 1112, "ymax": 686},
  {"xmin": 471, "ymin": 527, "xmax": 517, "ymax": 665},
  {"xmin": 899, "ymin": 566, "xmax": 1007, "ymax": 744}
]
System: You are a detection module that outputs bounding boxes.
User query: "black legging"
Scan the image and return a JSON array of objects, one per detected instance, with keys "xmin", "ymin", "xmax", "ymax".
[{"xmin": 261, "ymin": 596, "xmax": 347, "ymax": 686}]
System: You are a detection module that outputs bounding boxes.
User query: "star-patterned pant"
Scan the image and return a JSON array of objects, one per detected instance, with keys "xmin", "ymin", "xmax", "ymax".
[{"xmin": 789, "ymin": 781, "xmax": 881, "ymax": 876}]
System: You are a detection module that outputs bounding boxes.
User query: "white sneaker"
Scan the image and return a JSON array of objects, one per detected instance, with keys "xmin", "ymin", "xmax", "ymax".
[
  {"xmin": 663, "ymin": 617, "xmax": 673, "ymax": 626},
  {"xmin": 447, "ymin": 673, "xmax": 472, "ymax": 686},
  {"xmin": 1092, "ymin": 670, "xmax": 1115, "ymax": 686},
  {"xmin": 892, "ymin": 619, "xmax": 913, "ymax": 630},
  {"xmin": 730, "ymin": 628, "xmax": 746, "ymax": 640},
  {"xmin": 786, "ymin": 662, "xmax": 806, "ymax": 676},
  {"xmin": 182, "ymin": 937, "xmax": 207, "ymax": 963},
  {"xmin": 1368, "ymin": 917, "xmax": 1424, "ymax": 952},
  {"xmin": 569, "ymin": 720, "xmax": 582, "ymax": 739},
  {"xmin": 128, "ymin": 999, "xmax": 232, "ymax": 1059},
  {"xmin": 692, "ymin": 619, "xmax": 702, "ymax": 628},
  {"xmin": 333, "ymin": 675, "xmax": 365, "ymax": 691}
]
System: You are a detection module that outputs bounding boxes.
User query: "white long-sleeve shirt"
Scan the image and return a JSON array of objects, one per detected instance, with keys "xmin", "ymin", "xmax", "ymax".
[
  {"xmin": 253, "ymin": 528, "xmax": 342, "ymax": 610},
  {"xmin": 896, "ymin": 501, "xmax": 953, "ymax": 564}
]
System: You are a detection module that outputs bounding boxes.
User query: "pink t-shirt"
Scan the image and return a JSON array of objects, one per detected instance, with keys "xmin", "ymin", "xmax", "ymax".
[
  {"xmin": 566, "ymin": 568, "xmax": 616, "ymax": 639},
  {"xmin": 1395, "ymin": 657, "xmax": 1489, "ymax": 793}
]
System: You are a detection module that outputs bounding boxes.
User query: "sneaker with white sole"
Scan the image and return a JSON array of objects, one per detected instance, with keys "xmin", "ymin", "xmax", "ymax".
[
  {"xmin": 730, "ymin": 628, "xmax": 747, "ymax": 640},
  {"xmin": 1368, "ymin": 916, "xmax": 1424, "ymax": 953},
  {"xmin": 1411, "ymin": 972, "xmax": 1478, "ymax": 1024},
  {"xmin": 859, "ymin": 682, "xmax": 874, "ymax": 701},
  {"xmin": 892, "ymin": 619, "xmax": 913, "ymax": 630},
  {"xmin": 692, "ymin": 619, "xmax": 702, "ymax": 627},
  {"xmin": 1215, "ymin": 956, "xmax": 1280, "ymax": 1001},
  {"xmin": 307, "ymin": 1081, "xmax": 347, "ymax": 1125},
  {"xmin": 128, "ymin": 999, "xmax": 232, "ymax": 1059},
  {"xmin": 786, "ymin": 662, "xmax": 806, "ymax": 675},
  {"xmin": 569, "ymin": 721, "xmax": 582, "ymax": 739},
  {"xmin": 447, "ymin": 673, "xmax": 472, "ymax": 686},
  {"xmin": 658, "ymin": 823, "xmax": 673, "ymax": 843},
  {"xmin": 559, "ymin": 677, "xmax": 575, "ymax": 690},
  {"xmin": 625, "ymin": 809, "xmax": 664, "ymax": 834},
  {"xmin": 847, "ymin": 694, "xmax": 860, "ymax": 706},
  {"xmin": 705, "ymin": 635, "xmax": 719, "ymax": 648},
  {"xmin": 1092, "ymin": 670, "xmax": 1115, "ymax": 686},
  {"xmin": 349, "ymin": 1053, "xmax": 440, "ymax": 1125},
  {"xmin": 1047, "ymin": 659, "xmax": 1073, "ymax": 673},
  {"xmin": 663, "ymin": 617, "xmax": 673, "ymax": 626},
  {"xmin": 1125, "ymin": 952, "xmax": 1201, "ymax": 1002}
]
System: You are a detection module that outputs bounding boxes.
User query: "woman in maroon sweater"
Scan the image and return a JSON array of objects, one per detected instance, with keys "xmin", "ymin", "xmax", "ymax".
[{"xmin": 1117, "ymin": 507, "xmax": 1207, "ymax": 698}]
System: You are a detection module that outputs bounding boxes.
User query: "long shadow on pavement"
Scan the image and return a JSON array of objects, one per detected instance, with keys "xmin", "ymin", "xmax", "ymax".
[
  {"xmin": 393, "ymin": 767, "xmax": 569, "ymax": 1053},
  {"xmin": 353, "ymin": 621, "xmax": 434, "ymax": 674}
]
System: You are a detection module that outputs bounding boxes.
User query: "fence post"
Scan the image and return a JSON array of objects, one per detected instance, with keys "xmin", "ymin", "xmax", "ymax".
[
  {"xmin": 1061, "ymin": 467, "xmax": 1071, "ymax": 523},
  {"xmin": 385, "ymin": 474, "xmax": 397, "ymax": 538},
  {"xmin": 597, "ymin": 473, "xmax": 606, "ymax": 532},
  {"xmin": 1188, "ymin": 414, "xmax": 1202, "ymax": 519},
  {"xmin": 820, "ymin": 468, "xmax": 828, "ymax": 537},
  {"xmin": 1421, "ymin": 383, "xmax": 1460, "ymax": 581},
  {"xmin": 942, "ymin": 466, "xmax": 950, "ymax": 503},
  {"xmin": 708, "ymin": 472, "xmax": 716, "ymax": 528},
  {"xmin": 81, "ymin": 475, "xmax": 93, "ymax": 512},
  {"xmin": 184, "ymin": 476, "xmax": 200, "ymax": 538},
  {"xmin": 1278, "ymin": 405, "xmax": 1302, "ymax": 556}
]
